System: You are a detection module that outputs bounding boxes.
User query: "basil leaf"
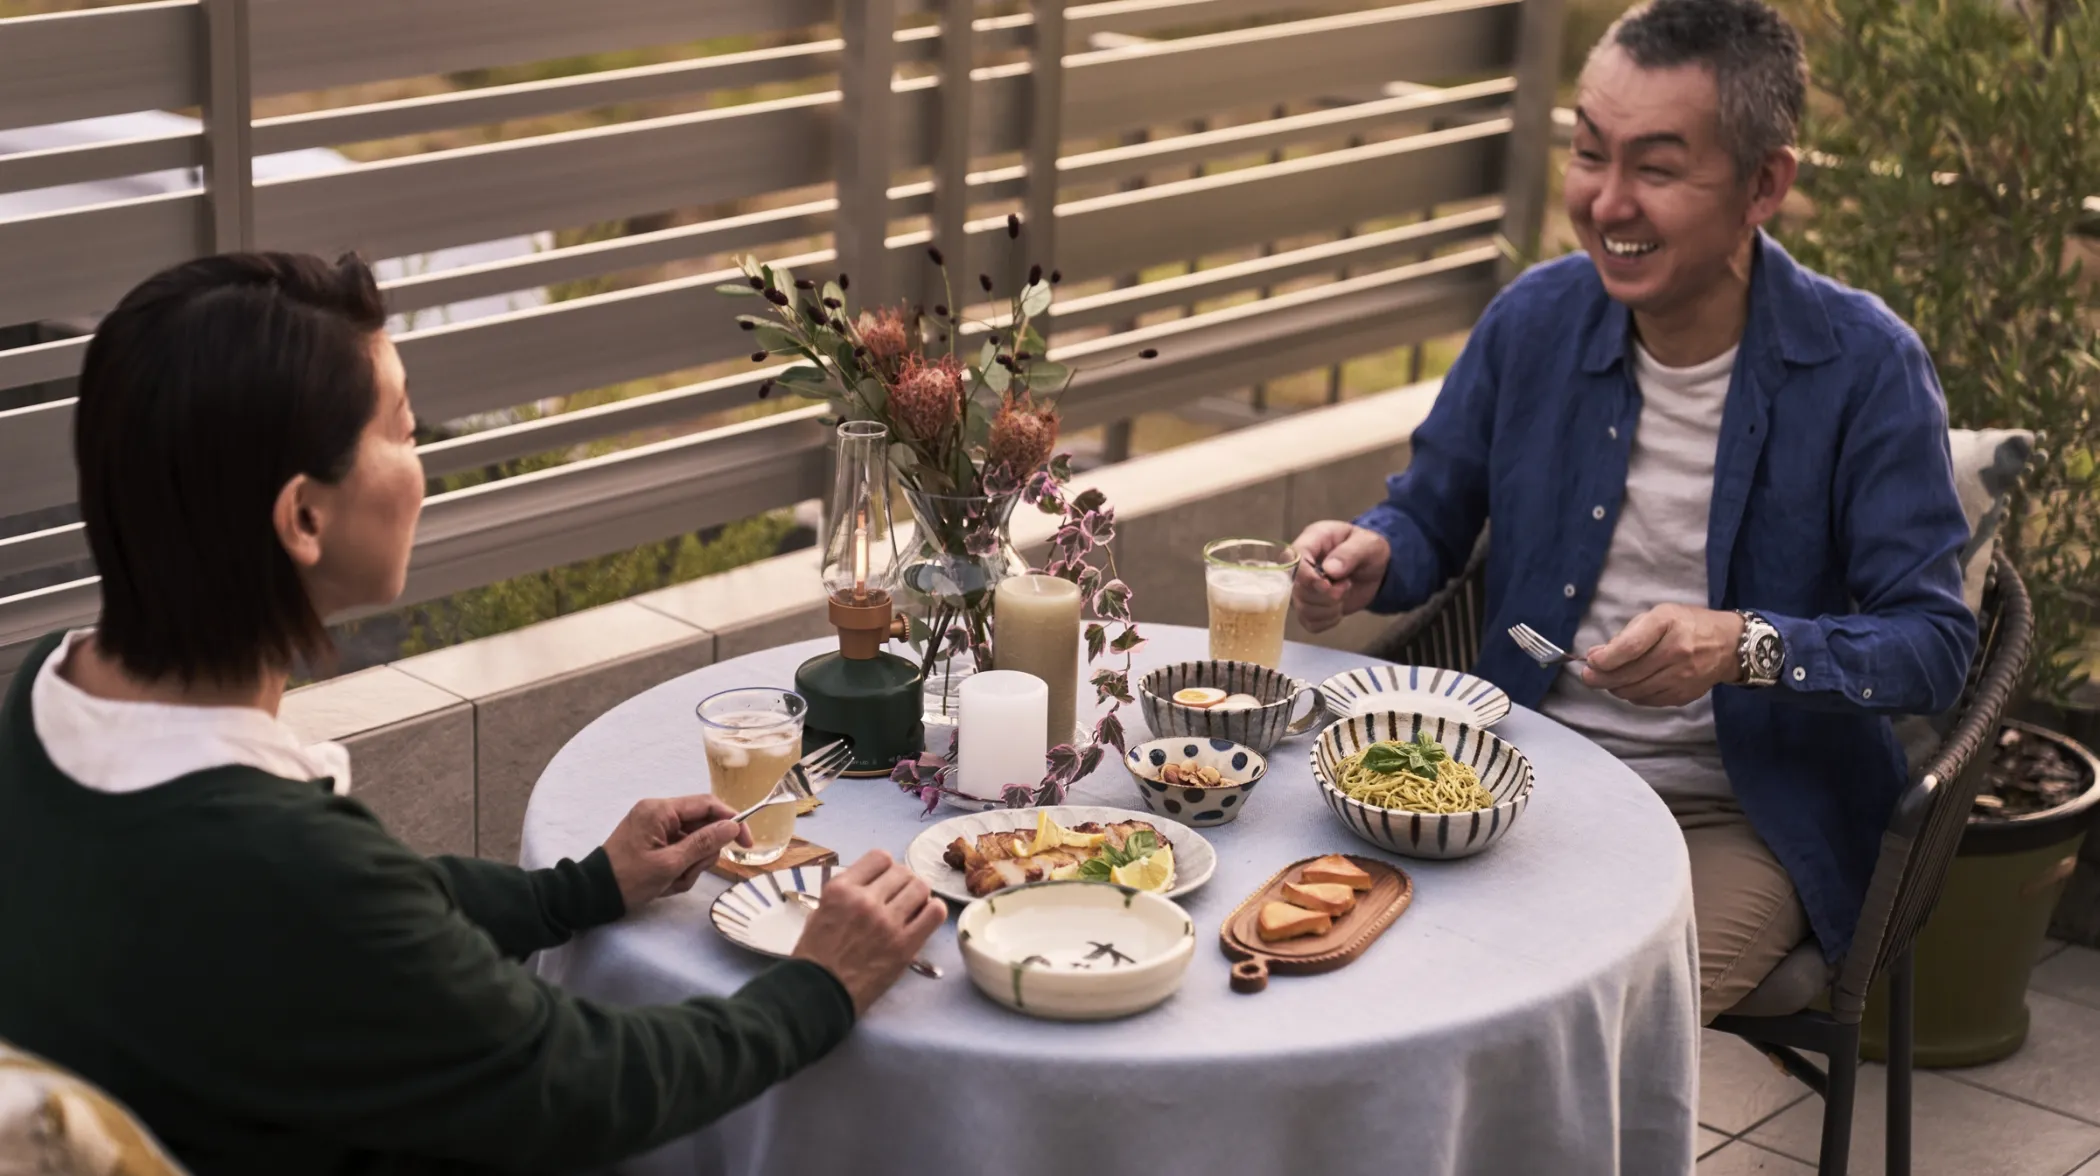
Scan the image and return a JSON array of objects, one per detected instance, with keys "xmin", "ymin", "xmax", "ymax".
[
  {"xmin": 1361, "ymin": 743, "xmax": 1409, "ymax": 775},
  {"xmin": 1078, "ymin": 858, "xmax": 1111, "ymax": 881}
]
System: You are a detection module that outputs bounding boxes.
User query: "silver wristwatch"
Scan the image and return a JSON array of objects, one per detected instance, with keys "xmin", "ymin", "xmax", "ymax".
[{"xmin": 1736, "ymin": 610, "xmax": 1783, "ymax": 687}]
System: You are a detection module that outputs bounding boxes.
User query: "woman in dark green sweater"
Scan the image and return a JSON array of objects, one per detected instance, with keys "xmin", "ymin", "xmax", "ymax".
[{"xmin": 0, "ymin": 253, "xmax": 944, "ymax": 1174}]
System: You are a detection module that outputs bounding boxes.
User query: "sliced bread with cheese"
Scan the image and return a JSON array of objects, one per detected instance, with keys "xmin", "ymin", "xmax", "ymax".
[
  {"xmin": 1256, "ymin": 901, "xmax": 1332, "ymax": 942},
  {"xmin": 1281, "ymin": 880, "xmax": 1358, "ymax": 917},
  {"xmin": 1300, "ymin": 854, "xmax": 1373, "ymax": 891}
]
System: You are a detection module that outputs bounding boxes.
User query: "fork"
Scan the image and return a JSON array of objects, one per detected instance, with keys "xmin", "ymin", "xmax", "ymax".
[
  {"xmin": 782, "ymin": 890, "xmax": 944, "ymax": 979},
  {"xmin": 1508, "ymin": 623, "xmax": 1587, "ymax": 668},
  {"xmin": 728, "ymin": 739, "xmax": 854, "ymax": 824}
]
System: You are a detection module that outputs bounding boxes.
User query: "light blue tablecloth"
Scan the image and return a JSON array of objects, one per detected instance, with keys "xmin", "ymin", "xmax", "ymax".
[{"xmin": 521, "ymin": 626, "xmax": 1700, "ymax": 1176}]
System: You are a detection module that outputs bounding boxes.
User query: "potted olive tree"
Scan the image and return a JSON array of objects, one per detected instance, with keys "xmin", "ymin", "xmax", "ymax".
[{"xmin": 1782, "ymin": 0, "xmax": 2100, "ymax": 1062}]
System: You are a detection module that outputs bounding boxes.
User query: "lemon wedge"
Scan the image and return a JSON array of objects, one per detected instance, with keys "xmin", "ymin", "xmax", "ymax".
[
  {"xmin": 1111, "ymin": 845, "xmax": 1176, "ymax": 893},
  {"xmin": 1049, "ymin": 862, "xmax": 1083, "ymax": 881},
  {"xmin": 1173, "ymin": 687, "xmax": 1228, "ymax": 709},
  {"xmin": 1030, "ymin": 811, "xmax": 1071, "ymax": 856},
  {"xmin": 1060, "ymin": 828, "xmax": 1106, "ymax": 850}
]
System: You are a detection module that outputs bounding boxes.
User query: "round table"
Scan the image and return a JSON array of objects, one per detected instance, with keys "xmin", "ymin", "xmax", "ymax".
[{"xmin": 522, "ymin": 626, "xmax": 1700, "ymax": 1176}]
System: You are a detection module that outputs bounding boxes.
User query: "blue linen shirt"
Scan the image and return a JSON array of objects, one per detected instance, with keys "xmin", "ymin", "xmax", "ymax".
[{"xmin": 1355, "ymin": 232, "xmax": 1977, "ymax": 964}]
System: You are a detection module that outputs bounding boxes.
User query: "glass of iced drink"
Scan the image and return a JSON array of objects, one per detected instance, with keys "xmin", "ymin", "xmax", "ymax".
[
  {"xmin": 1204, "ymin": 539, "xmax": 1300, "ymax": 670},
  {"xmin": 696, "ymin": 688, "xmax": 808, "ymax": 868}
]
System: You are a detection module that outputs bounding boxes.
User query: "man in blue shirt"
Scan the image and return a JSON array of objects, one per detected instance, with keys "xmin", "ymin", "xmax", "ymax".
[{"xmin": 1293, "ymin": 0, "xmax": 1976, "ymax": 1020}]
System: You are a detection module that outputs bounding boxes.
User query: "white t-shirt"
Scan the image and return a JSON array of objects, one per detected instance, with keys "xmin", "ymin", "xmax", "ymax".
[
  {"xmin": 31, "ymin": 629, "xmax": 351, "ymax": 795},
  {"xmin": 1540, "ymin": 342, "xmax": 1738, "ymax": 803}
]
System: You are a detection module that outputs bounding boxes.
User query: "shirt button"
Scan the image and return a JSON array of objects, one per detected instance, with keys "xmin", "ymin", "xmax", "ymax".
[
  {"xmin": 1792, "ymin": 667, "xmax": 1807, "ymax": 682},
  {"xmin": 1563, "ymin": 583, "xmax": 1577, "ymax": 598},
  {"xmin": 1862, "ymin": 687, "xmax": 1874, "ymax": 699},
  {"xmin": 1608, "ymin": 426, "xmax": 1619, "ymax": 439},
  {"xmin": 1591, "ymin": 505, "xmax": 1606, "ymax": 520}
]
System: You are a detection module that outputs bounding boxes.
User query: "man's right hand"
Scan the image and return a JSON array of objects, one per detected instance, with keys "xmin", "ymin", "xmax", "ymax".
[
  {"xmin": 792, "ymin": 850, "xmax": 945, "ymax": 1015},
  {"xmin": 1291, "ymin": 521, "xmax": 1392, "ymax": 633}
]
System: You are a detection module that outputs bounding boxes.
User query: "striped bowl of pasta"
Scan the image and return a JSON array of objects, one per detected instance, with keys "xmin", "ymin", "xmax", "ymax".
[{"xmin": 1310, "ymin": 712, "xmax": 1535, "ymax": 860}]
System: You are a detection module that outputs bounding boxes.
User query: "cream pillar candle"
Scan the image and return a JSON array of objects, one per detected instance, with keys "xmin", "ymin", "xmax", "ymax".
[
  {"xmin": 957, "ymin": 670, "xmax": 1050, "ymax": 802},
  {"xmin": 995, "ymin": 573, "xmax": 1082, "ymax": 752}
]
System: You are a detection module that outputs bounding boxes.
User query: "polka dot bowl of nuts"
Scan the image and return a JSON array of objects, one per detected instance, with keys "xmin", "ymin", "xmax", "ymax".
[{"xmin": 1124, "ymin": 736, "xmax": 1268, "ymax": 826}]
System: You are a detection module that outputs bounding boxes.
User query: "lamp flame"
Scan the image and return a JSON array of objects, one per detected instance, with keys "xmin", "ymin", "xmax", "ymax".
[{"xmin": 853, "ymin": 505, "xmax": 869, "ymax": 600}]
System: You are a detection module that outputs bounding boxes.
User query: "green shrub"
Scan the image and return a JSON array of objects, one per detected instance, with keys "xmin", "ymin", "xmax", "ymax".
[
  {"xmin": 1782, "ymin": 0, "xmax": 2100, "ymax": 702},
  {"xmin": 398, "ymin": 511, "xmax": 798, "ymax": 655}
]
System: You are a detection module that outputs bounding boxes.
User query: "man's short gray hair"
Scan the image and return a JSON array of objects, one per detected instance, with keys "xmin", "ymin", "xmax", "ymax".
[{"xmin": 1597, "ymin": 0, "xmax": 1808, "ymax": 178}]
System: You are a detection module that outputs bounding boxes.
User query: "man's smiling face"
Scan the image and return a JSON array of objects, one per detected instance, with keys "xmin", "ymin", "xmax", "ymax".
[{"xmin": 1564, "ymin": 45, "xmax": 1760, "ymax": 315}]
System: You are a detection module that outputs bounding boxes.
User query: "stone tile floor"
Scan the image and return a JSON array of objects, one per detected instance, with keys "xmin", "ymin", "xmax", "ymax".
[{"xmin": 1698, "ymin": 941, "xmax": 2100, "ymax": 1174}]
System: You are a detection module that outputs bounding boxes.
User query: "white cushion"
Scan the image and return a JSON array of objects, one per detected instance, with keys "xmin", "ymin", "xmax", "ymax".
[
  {"xmin": 1946, "ymin": 427, "xmax": 2035, "ymax": 614},
  {"xmin": 1894, "ymin": 428, "xmax": 2035, "ymax": 773}
]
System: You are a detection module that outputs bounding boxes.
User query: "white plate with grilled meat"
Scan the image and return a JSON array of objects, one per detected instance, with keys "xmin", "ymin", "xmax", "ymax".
[{"xmin": 906, "ymin": 805, "xmax": 1217, "ymax": 905}]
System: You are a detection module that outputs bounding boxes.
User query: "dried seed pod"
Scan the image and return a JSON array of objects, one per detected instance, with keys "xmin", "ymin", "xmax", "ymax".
[
  {"xmin": 1007, "ymin": 213, "xmax": 1021, "ymax": 238},
  {"xmin": 927, "ymin": 246, "xmax": 945, "ymax": 266}
]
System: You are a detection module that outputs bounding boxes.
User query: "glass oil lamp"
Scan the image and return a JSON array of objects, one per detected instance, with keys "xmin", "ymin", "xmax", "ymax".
[{"xmin": 793, "ymin": 421, "xmax": 925, "ymax": 775}]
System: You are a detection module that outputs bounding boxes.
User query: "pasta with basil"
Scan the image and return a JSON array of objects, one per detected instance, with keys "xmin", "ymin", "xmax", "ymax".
[{"xmin": 1333, "ymin": 733, "xmax": 1497, "ymax": 813}]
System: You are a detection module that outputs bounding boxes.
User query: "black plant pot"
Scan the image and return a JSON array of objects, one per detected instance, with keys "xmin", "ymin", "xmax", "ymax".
[
  {"xmin": 2025, "ymin": 700, "xmax": 2100, "ymax": 948},
  {"xmin": 1863, "ymin": 721, "xmax": 2100, "ymax": 1065}
]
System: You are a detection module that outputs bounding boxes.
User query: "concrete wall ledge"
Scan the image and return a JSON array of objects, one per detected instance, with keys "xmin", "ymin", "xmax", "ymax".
[{"xmin": 281, "ymin": 379, "xmax": 1441, "ymax": 860}]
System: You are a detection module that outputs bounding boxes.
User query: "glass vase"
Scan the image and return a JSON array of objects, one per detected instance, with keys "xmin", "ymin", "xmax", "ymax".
[{"xmin": 897, "ymin": 486, "xmax": 1027, "ymax": 741}]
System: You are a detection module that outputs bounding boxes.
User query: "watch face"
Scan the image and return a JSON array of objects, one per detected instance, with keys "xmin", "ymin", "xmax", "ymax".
[{"xmin": 1751, "ymin": 632, "xmax": 1783, "ymax": 677}]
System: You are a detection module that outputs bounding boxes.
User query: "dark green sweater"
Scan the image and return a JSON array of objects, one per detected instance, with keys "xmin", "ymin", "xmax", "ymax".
[{"xmin": 0, "ymin": 632, "xmax": 856, "ymax": 1174}]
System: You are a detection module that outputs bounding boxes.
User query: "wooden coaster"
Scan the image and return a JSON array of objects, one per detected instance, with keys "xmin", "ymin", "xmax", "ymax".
[{"xmin": 707, "ymin": 839, "xmax": 840, "ymax": 883}]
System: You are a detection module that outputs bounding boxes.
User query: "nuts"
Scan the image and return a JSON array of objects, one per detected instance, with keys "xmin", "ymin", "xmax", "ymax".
[{"xmin": 1158, "ymin": 762, "xmax": 1224, "ymax": 787}]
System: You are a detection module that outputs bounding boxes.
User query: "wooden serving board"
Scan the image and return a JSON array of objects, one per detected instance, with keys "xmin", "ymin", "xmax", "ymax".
[
  {"xmin": 1218, "ymin": 853, "xmax": 1412, "ymax": 994},
  {"xmin": 706, "ymin": 838, "xmax": 839, "ymax": 884}
]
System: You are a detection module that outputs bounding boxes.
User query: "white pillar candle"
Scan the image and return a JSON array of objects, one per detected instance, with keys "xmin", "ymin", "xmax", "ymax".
[
  {"xmin": 958, "ymin": 670, "xmax": 1050, "ymax": 802},
  {"xmin": 994, "ymin": 574, "xmax": 1082, "ymax": 754}
]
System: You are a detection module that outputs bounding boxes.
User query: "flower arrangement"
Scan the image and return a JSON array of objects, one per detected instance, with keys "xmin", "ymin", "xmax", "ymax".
[
  {"xmin": 716, "ymin": 214, "xmax": 1154, "ymax": 813},
  {"xmin": 891, "ymin": 464, "xmax": 1144, "ymax": 813}
]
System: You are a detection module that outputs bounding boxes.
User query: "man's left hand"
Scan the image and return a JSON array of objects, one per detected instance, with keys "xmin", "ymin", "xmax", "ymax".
[
  {"xmin": 601, "ymin": 795, "xmax": 752, "ymax": 914},
  {"xmin": 1581, "ymin": 604, "xmax": 1746, "ymax": 708}
]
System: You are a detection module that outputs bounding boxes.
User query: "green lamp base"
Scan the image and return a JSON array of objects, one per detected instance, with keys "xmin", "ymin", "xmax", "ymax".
[{"xmin": 795, "ymin": 649, "xmax": 925, "ymax": 777}]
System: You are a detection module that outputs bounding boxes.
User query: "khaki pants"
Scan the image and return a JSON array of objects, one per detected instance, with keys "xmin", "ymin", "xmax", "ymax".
[{"xmin": 1671, "ymin": 797, "xmax": 1810, "ymax": 1025}]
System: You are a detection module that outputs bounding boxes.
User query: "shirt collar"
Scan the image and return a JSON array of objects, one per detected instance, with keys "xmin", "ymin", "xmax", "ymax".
[
  {"xmin": 1579, "ymin": 229, "xmax": 1842, "ymax": 375},
  {"xmin": 31, "ymin": 629, "xmax": 351, "ymax": 796}
]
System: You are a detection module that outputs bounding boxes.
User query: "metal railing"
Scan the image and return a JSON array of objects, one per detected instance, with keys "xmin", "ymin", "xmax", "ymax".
[{"xmin": 0, "ymin": 0, "xmax": 1566, "ymax": 671}]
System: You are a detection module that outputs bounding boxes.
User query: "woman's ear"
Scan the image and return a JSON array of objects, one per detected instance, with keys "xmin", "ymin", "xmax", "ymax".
[{"xmin": 273, "ymin": 474, "xmax": 325, "ymax": 571}]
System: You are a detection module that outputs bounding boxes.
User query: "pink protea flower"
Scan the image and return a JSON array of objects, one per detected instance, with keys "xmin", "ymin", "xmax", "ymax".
[
  {"xmin": 855, "ymin": 308, "xmax": 914, "ymax": 369},
  {"xmin": 888, "ymin": 354, "xmax": 964, "ymax": 442},
  {"xmin": 988, "ymin": 394, "xmax": 1059, "ymax": 480}
]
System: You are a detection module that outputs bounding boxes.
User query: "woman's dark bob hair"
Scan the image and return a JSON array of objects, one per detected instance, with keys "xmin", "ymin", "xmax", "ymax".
[{"xmin": 75, "ymin": 251, "xmax": 387, "ymax": 686}]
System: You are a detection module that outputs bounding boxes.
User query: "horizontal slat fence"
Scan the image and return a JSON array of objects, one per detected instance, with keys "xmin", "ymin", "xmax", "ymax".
[{"xmin": 0, "ymin": 0, "xmax": 1564, "ymax": 671}]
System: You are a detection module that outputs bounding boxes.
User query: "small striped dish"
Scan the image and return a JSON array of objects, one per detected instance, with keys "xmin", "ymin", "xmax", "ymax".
[
  {"xmin": 708, "ymin": 864, "xmax": 836, "ymax": 960},
  {"xmin": 1310, "ymin": 712, "xmax": 1535, "ymax": 860},
  {"xmin": 1317, "ymin": 664, "xmax": 1512, "ymax": 728}
]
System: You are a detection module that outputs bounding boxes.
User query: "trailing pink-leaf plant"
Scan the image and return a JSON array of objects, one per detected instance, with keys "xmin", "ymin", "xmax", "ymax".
[{"xmin": 891, "ymin": 453, "xmax": 1144, "ymax": 816}]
